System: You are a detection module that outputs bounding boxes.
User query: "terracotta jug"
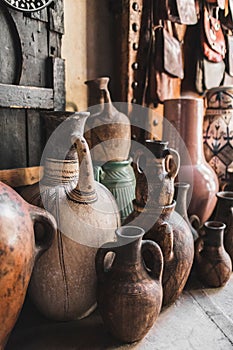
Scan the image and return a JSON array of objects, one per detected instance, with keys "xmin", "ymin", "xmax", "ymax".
[
  {"xmin": 95, "ymin": 226, "xmax": 163, "ymax": 343},
  {"xmin": 203, "ymin": 86, "xmax": 233, "ymax": 186},
  {"xmin": 214, "ymin": 191, "xmax": 233, "ymax": 263},
  {"xmin": 0, "ymin": 182, "xmax": 56, "ymax": 350},
  {"xmin": 21, "ymin": 111, "xmax": 120, "ymax": 321},
  {"xmin": 84, "ymin": 77, "xmax": 131, "ymax": 163},
  {"xmin": 134, "ymin": 140, "xmax": 180, "ymax": 208},
  {"xmin": 125, "ymin": 201, "xmax": 194, "ymax": 307},
  {"xmin": 94, "ymin": 159, "xmax": 136, "ymax": 222},
  {"xmin": 195, "ymin": 221, "xmax": 232, "ymax": 287},
  {"xmin": 163, "ymin": 97, "xmax": 219, "ymax": 223}
]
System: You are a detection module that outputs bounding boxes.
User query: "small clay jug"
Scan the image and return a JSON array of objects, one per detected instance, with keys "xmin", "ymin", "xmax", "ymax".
[
  {"xmin": 134, "ymin": 140, "xmax": 180, "ymax": 208},
  {"xmin": 0, "ymin": 182, "xmax": 56, "ymax": 350},
  {"xmin": 94, "ymin": 159, "xmax": 136, "ymax": 222},
  {"xmin": 125, "ymin": 201, "xmax": 194, "ymax": 307},
  {"xmin": 195, "ymin": 221, "xmax": 232, "ymax": 287},
  {"xmin": 95, "ymin": 226, "xmax": 163, "ymax": 343},
  {"xmin": 84, "ymin": 77, "xmax": 131, "ymax": 163},
  {"xmin": 21, "ymin": 112, "xmax": 120, "ymax": 321},
  {"xmin": 214, "ymin": 191, "xmax": 233, "ymax": 262}
]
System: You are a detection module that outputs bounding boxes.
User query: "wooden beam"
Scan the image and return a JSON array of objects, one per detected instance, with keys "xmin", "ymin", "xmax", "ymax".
[
  {"xmin": 0, "ymin": 84, "xmax": 53, "ymax": 109},
  {"xmin": 0, "ymin": 166, "xmax": 43, "ymax": 187}
]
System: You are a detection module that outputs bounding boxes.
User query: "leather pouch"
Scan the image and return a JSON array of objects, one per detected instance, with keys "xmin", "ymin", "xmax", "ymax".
[
  {"xmin": 155, "ymin": 0, "xmax": 197, "ymax": 24},
  {"xmin": 225, "ymin": 33, "xmax": 233, "ymax": 76},
  {"xmin": 196, "ymin": 57, "xmax": 225, "ymax": 94}
]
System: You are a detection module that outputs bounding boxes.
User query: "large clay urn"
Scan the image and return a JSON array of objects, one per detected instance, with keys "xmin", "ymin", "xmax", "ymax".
[
  {"xmin": 163, "ymin": 97, "xmax": 219, "ymax": 224},
  {"xmin": 195, "ymin": 221, "xmax": 232, "ymax": 288},
  {"xmin": 95, "ymin": 226, "xmax": 163, "ymax": 343},
  {"xmin": 21, "ymin": 111, "xmax": 120, "ymax": 321},
  {"xmin": 84, "ymin": 77, "xmax": 131, "ymax": 163},
  {"xmin": 0, "ymin": 182, "xmax": 56, "ymax": 350},
  {"xmin": 214, "ymin": 191, "xmax": 233, "ymax": 263}
]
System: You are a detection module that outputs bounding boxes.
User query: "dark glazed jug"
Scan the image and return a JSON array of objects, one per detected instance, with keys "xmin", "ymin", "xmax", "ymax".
[
  {"xmin": 195, "ymin": 221, "xmax": 232, "ymax": 287},
  {"xmin": 0, "ymin": 182, "xmax": 56, "ymax": 350},
  {"xmin": 95, "ymin": 226, "xmax": 163, "ymax": 343}
]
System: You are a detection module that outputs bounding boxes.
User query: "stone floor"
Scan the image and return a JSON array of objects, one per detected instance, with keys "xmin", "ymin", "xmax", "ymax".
[{"xmin": 6, "ymin": 273, "xmax": 233, "ymax": 350}]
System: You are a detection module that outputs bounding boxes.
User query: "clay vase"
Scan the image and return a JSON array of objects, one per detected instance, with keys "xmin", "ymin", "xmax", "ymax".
[
  {"xmin": 0, "ymin": 182, "xmax": 56, "ymax": 350},
  {"xmin": 95, "ymin": 225, "xmax": 163, "ymax": 343},
  {"xmin": 203, "ymin": 86, "xmax": 233, "ymax": 185},
  {"xmin": 195, "ymin": 221, "xmax": 232, "ymax": 288},
  {"xmin": 222, "ymin": 168, "xmax": 233, "ymax": 191},
  {"xmin": 214, "ymin": 191, "xmax": 233, "ymax": 263},
  {"xmin": 174, "ymin": 182, "xmax": 199, "ymax": 240},
  {"xmin": 163, "ymin": 97, "xmax": 219, "ymax": 224},
  {"xmin": 134, "ymin": 140, "xmax": 180, "ymax": 208},
  {"xmin": 125, "ymin": 201, "xmax": 194, "ymax": 307},
  {"xmin": 94, "ymin": 159, "xmax": 136, "ymax": 222},
  {"xmin": 84, "ymin": 77, "xmax": 131, "ymax": 163},
  {"xmin": 21, "ymin": 111, "xmax": 120, "ymax": 321}
]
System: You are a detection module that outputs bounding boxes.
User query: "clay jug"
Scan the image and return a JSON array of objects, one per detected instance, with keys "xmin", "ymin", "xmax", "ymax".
[
  {"xmin": 84, "ymin": 77, "xmax": 131, "ymax": 163},
  {"xmin": 214, "ymin": 191, "xmax": 233, "ymax": 263},
  {"xmin": 203, "ymin": 86, "xmax": 233, "ymax": 186},
  {"xmin": 95, "ymin": 225, "xmax": 163, "ymax": 343},
  {"xmin": 195, "ymin": 221, "xmax": 232, "ymax": 287},
  {"xmin": 21, "ymin": 111, "xmax": 120, "ymax": 321},
  {"xmin": 0, "ymin": 182, "xmax": 56, "ymax": 350},
  {"xmin": 125, "ymin": 201, "xmax": 194, "ymax": 307},
  {"xmin": 94, "ymin": 159, "xmax": 136, "ymax": 222},
  {"xmin": 163, "ymin": 97, "xmax": 219, "ymax": 223},
  {"xmin": 222, "ymin": 168, "xmax": 233, "ymax": 191},
  {"xmin": 134, "ymin": 140, "xmax": 180, "ymax": 208}
]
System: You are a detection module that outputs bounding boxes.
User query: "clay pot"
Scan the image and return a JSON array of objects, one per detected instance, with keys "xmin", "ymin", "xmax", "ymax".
[
  {"xmin": 94, "ymin": 159, "xmax": 136, "ymax": 222},
  {"xmin": 195, "ymin": 221, "xmax": 232, "ymax": 287},
  {"xmin": 125, "ymin": 201, "xmax": 194, "ymax": 307},
  {"xmin": 203, "ymin": 86, "xmax": 233, "ymax": 185},
  {"xmin": 95, "ymin": 226, "xmax": 163, "ymax": 343},
  {"xmin": 134, "ymin": 140, "xmax": 180, "ymax": 208},
  {"xmin": 0, "ymin": 182, "xmax": 56, "ymax": 350},
  {"xmin": 163, "ymin": 97, "xmax": 219, "ymax": 223},
  {"xmin": 21, "ymin": 112, "xmax": 120, "ymax": 321},
  {"xmin": 84, "ymin": 77, "xmax": 131, "ymax": 163},
  {"xmin": 214, "ymin": 191, "xmax": 233, "ymax": 263}
]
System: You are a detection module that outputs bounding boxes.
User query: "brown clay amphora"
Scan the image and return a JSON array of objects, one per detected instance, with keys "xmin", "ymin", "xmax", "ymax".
[
  {"xmin": 84, "ymin": 77, "xmax": 131, "ymax": 163},
  {"xmin": 195, "ymin": 221, "xmax": 232, "ymax": 287},
  {"xmin": 95, "ymin": 226, "xmax": 163, "ymax": 343},
  {"xmin": 163, "ymin": 97, "xmax": 219, "ymax": 223},
  {"xmin": 21, "ymin": 112, "xmax": 120, "ymax": 321},
  {"xmin": 214, "ymin": 191, "xmax": 233, "ymax": 263},
  {"xmin": 125, "ymin": 201, "xmax": 194, "ymax": 307},
  {"xmin": 134, "ymin": 140, "xmax": 180, "ymax": 208},
  {"xmin": 0, "ymin": 182, "xmax": 56, "ymax": 350}
]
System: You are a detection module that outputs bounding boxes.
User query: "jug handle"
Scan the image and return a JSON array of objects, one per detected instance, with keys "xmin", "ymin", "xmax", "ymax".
[
  {"xmin": 164, "ymin": 148, "xmax": 180, "ymax": 179},
  {"xmin": 93, "ymin": 165, "xmax": 104, "ymax": 182},
  {"xmin": 95, "ymin": 242, "xmax": 117, "ymax": 282},
  {"xmin": 194, "ymin": 236, "xmax": 204, "ymax": 263},
  {"xmin": 142, "ymin": 240, "xmax": 163, "ymax": 281},
  {"xmin": 29, "ymin": 205, "xmax": 57, "ymax": 260}
]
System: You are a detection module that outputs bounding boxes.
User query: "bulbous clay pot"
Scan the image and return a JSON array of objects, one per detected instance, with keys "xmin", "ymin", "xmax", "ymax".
[
  {"xmin": 163, "ymin": 97, "xmax": 219, "ymax": 223},
  {"xmin": 195, "ymin": 221, "xmax": 232, "ymax": 287},
  {"xmin": 95, "ymin": 226, "xmax": 163, "ymax": 343},
  {"xmin": 125, "ymin": 201, "xmax": 194, "ymax": 307},
  {"xmin": 21, "ymin": 112, "xmax": 120, "ymax": 321},
  {"xmin": 214, "ymin": 191, "xmax": 233, "ymax": 263},
  {"xmin": 0, "ymin": 182, "xmax": 56, "ymax": 350},
  {"xmin": 84, "ymin": 77, "xmax": 131, "ymax": 163}
]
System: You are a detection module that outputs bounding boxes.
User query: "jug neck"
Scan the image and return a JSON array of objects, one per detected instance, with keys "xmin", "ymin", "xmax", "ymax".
[{"xmin": 204, "ymin": 221, "xmax": 226, "ymax": 248}]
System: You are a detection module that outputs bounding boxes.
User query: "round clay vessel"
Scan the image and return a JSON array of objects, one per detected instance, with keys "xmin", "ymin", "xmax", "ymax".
[
  {"xmin": 195, "ymin": 221, "xmax": 232, "ymax": 287},
  {"xmin": 95, "ymin": 226, "xmax": 163, "ymax": 343},
  {"xmin": 0, "ymin": 182, "xmax": 56, "ymax": 350},
  {"xmin": 163, "ymin": 97, "xmax": 219, "ymax": 223},
  {"xmin": 85, "ymin": 77, "xmax": 131, "ymax": 162},
  {"xmin": 21, "ymin": 111, "xmax": 120, "ymax": 321}
]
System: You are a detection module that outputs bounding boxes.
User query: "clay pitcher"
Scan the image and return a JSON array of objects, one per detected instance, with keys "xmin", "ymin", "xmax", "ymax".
[
  {"xmin": 21, "ymin": 112, "xmax": 120, "ymax": 321},
  {"xmin": 195, "ymin": 221, "xmax": 232, "ymax": 287},
  {"xmin": 134, "ymin": 140, "xmax": 180, "ymax": 208},
  {"xmin": 95, "ymin": 226, "xmax": 163, "ymax": 343},
  {"xmin": 0, "ymin": 182, "xmax": 56, "ymax": 350},
  {"xmin": 214, "ymin": 191, "xmax": 233, "ymax": 263},
  {"xmin": 84, "ymin": 77, "xmax": 131, "ymax": 163}
]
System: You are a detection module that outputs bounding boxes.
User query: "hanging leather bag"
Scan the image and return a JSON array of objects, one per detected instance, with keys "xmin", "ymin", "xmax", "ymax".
[{"xmin": 154, "ymin": 0, "xmax": 198, "ymax": 25}]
